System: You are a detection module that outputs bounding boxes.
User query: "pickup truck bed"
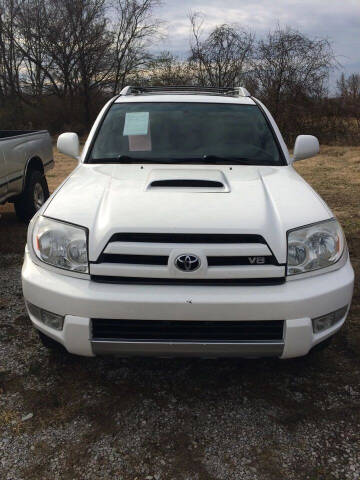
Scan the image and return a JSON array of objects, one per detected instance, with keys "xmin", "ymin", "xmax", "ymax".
[
  {"xmin": 0, "ymin": 130, "xmax": 43, "ymax": 138},
  {"xmin": 0, "ymin": 129, "xmax": 54, "ymax": 222}
]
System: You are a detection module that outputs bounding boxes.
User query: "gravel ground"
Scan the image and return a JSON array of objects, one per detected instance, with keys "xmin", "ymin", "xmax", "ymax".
[
  {"xmin": 1, "ymin": 145, "xmax": 360, "ymax": 479},
  {"xmin": 1, "ymin": 252, "xmax": 360, "ymax": 480}
]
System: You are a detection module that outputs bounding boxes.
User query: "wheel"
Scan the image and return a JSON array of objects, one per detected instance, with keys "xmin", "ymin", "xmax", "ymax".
[
  {"xmin": 38, "ymin": 331, "xmax": 66, "ymax": 353},
  {"xmin": 14, "ymin": 170, "xmax": 49, "ymax": 223}
]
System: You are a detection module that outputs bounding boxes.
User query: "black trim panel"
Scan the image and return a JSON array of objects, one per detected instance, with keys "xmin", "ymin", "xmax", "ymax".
[
  {"xmin": 97, "ymin": 254, "xmax": 169, "ymax": 265},
  {"xmin": 108, "ymin": 233, "xmax": 267, "ymax": 244},
  {"xmin": 94, "ymin": 253, "xmax": 281, "ymax": 267},
  {"xmin": 91, "ymin": 319, "xmax": 285, "ymax": 342},
  {"xmin": 91, "ymin": 275, "xmax": 285, "ymax": 286},
  {"xmin": 208, "ymin": 255, "xmax": 279, "ymax": 266}
]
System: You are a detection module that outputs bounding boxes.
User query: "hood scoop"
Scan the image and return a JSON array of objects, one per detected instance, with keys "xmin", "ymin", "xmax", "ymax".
[
  {"xmin": 146, "ymin": 169, "xmax": 230, "ymax": 192},
  {"xmin": 151, "ymin": 179, "xmax": 224, "ymax": 188}
]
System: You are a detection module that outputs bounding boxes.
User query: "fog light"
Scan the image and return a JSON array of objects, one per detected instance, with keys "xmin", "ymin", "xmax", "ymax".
[
  {"xmin": 26, "ymin": 301, "xmax": 41, "ymax": 321},
  {"xmin": 26, "ymin": 301, "xmax": 64, "ymax": 331},
  {"xmin": 40, "ymin": 310, "xmax": 64, "ymax": 331},
  {"xmin": 312, "ymin": 306, "xmax": 348, "ymax": 334}
]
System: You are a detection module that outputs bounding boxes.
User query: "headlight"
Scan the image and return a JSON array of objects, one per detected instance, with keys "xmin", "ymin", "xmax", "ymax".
[
  {"xmin": 33, "ymin": 216, "xmax": 89, "ymax": 273},
  {"xmin": 287, "ymin": 219, "xmax": 344, "ymax": 276}
]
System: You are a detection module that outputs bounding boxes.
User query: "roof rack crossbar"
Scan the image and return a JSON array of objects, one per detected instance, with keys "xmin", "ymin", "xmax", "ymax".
[{"xmin": 119, "ymin": 85, "xmax": 251, "ymax": 97}]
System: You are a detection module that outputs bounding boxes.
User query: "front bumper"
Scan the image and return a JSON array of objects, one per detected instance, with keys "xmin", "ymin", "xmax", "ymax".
[{"xmin": 22, "ymin": 250, "xmax": 354, "ymax": 359}]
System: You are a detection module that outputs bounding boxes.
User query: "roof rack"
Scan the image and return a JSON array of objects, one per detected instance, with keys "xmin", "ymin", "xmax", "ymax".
[{"xmin": 119, "ymin": 85, "xmax": 251, "ymax": 97}]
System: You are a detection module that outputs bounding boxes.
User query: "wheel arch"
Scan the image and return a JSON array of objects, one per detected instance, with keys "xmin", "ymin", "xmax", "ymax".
[{"xmin": 22, "ymin": 156, "xmax": 44, "ymax": 191}]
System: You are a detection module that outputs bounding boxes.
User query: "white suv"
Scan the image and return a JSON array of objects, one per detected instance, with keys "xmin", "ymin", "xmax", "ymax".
[{"xmin": 22, "ymin": 86, "xmax": 354, "ymax": 358}]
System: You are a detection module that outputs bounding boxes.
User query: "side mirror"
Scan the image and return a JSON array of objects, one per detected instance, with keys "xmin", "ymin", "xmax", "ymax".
[
  {"xmin": 57, "ymin": 132, "xmax": 80, "ymax": 160},
  {"xmin": 293, "ymin": 135, "xmax": 319, "ymax": 162}
]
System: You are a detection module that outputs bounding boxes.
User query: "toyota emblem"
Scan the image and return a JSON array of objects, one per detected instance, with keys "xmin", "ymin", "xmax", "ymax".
[{"xmin": 175, "ymin": 254, "xmax": 201, "ymax": 272}]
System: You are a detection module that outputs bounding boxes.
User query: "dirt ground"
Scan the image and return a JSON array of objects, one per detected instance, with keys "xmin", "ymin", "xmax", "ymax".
[{"xmin": 0, "ymin": 146, "xmax": 359, "ymax": 480}]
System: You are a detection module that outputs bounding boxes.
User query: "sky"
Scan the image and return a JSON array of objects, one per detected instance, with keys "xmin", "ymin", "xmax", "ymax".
[{"xmin": 153, "ymin": 0, "xmax": 360, "ymax": 82}]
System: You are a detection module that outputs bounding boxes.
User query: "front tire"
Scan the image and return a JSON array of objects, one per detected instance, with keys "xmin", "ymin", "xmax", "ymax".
[{"xmin": 15, "ymin": 170, "xmax": 49, "ymax": 223}]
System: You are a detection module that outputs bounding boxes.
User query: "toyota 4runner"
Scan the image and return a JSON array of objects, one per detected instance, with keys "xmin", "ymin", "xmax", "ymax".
[{"xmin": 22, "ymin": 86, "xmax": 354, "ymax": 358}]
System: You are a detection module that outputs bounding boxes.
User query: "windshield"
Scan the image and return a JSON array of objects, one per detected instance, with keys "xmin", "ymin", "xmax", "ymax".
[{"xmin": 88, "ymin": 102, "xmax": 284, "ymax": 165}]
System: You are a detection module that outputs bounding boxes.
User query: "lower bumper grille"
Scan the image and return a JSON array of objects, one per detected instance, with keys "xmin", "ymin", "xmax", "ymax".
[
  {"xmin": 91, "ymin": 319, "xmax": 284, "ymax": 342},
  {"xmin": 90, "ymin": 276, "xmax": 285, "ymax": 286}
]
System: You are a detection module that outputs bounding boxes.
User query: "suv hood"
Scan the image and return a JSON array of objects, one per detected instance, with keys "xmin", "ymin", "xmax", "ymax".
[{"xmin": 44, "ymin": 163, "xmax": 331, "ymax": 263}]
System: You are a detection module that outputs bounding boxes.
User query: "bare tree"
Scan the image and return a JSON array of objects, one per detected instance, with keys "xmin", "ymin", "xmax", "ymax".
[
  {"xmin": 0, "ymin": 0, "xmax": 358, "ymax": 144},
  {"xmin": 145, "ymin": 51, "xmax": 193, "ymax": 86},
  {"xmin": 109, "ymin": 0, "xmax": 162, "ymax": 94},
  {"xmin": 252, "ymin": 26, "xmax": 336, "ymax": 117},
  {"xmin": 35, "ymin": 0, "xmax": 84, "ymax": 98},
  {"xmin": 67, "ymin": 0, "xmax": 112, "ymax": 126},
  {"xmin": 189, "ymin": 12, "xmax": 254, "ymax": 88},
  {"xmin": 337, "ymin": 72, "xmax": 360, "ymax": 132},
  {"xmin": 0, "ymin": 0, "xmax": 23, "ymax": 100},
  {"xmin": 15, "ymin": 0, "xmax": 52, "ymax": 97},
  {"xmin": 337, "ymin": 72, "xmax": 360, "ymax": 100},
  {"xmin": 8, "ymin": 0, "xmax": 112, "ymax": 125}
]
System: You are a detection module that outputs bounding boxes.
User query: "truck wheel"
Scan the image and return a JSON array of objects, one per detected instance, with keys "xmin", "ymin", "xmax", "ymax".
[
  {"xmin": 38, "ymin": 331, "xmax": 66, "ymax": 353},
  {"xmin": 14, "ymin": 170, "xmax": 49, "ymax": 223}
]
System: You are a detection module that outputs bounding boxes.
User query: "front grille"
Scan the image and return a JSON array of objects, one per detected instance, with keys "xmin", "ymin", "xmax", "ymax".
[
  {"xmin": 91, "ymin": 319, "xmax": 284, "ymax": 342},
  {"xmin": 96, "ymin": 253, "xmax": 279, "ymax": 266},
  {"xmin": 98, "ymin": 254, "xmax": 169, "ymax": 265},
  {"xmin": 108, "ymin": 233, "xmax": 266, "ymax": 244},
  {"xmin": 91, "ymin": 232, "xmax": 284, "ymax": 285},
  {"xmin": 207, "ymin": 256, "xmax": 278, "ymax": 266},
  {"xmin": 91, "ymin": 275, "xmax": 285, "ymax": 286}
]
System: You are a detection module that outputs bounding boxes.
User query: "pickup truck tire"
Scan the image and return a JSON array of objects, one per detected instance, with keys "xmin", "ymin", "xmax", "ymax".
[{"xmin": 14, "ymin": 170, "xmax": 49, "ymax": 223}]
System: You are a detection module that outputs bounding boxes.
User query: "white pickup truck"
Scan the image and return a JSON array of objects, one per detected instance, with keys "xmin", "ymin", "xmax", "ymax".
[
  {"xmin": 22, "ymin": 86, "xmax": 354, "ymax": 359},
  {"xmin": 0, "ymin": 130, "xmax": 53, "ymax": 222}
]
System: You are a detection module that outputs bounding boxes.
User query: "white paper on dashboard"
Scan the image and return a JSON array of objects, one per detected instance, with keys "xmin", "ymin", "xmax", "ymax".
[
  {"xmin": 128, "ymin": 127, "xmax": 152, "ymax": 151},
  {"xmin": 123, "ymin": 112, "xmax": 149, "ymax": 136}
]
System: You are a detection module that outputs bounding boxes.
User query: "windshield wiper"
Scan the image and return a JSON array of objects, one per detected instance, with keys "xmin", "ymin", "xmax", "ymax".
[
  {"xmin": 155, "ymin": 155, "xmax": 261, "ymax": 165},
  {"xmin": 89, "ymin": 154, "xmax": 264, "ymax": 165},
  {"xmin": 201, "ymin": 155, "xmax": 260, "ymax": 165},
  {"xmin": 116, "ymin": 156, "xmax": 183, "ymax": 164},
  {"xmin": 90, "ymin": 155, "xmax": 166, "ymax": 164}
]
